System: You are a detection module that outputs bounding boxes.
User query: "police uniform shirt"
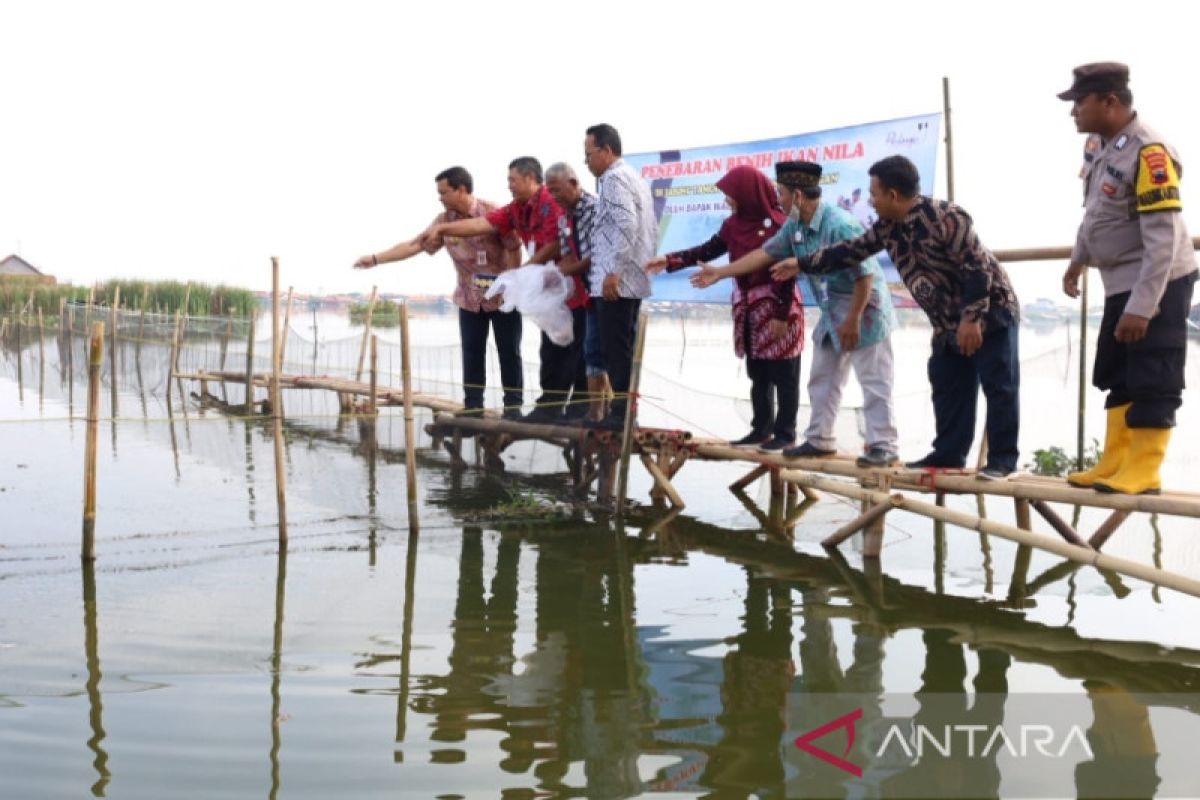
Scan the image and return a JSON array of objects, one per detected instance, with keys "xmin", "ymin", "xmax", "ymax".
[{"xmin": 1072, "ymin": 115, "xmax": 1198, "ymax": 318}]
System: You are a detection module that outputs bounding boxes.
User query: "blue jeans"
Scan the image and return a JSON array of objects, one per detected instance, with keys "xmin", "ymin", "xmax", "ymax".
[{"xmin": 584, "ymin": 302, "xmax": 606, "ymax": 377}]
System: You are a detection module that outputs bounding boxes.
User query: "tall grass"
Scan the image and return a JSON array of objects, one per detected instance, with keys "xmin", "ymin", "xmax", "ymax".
[
  {"xmin": 349, "ymin": 298, "xmax": 401, "ymax": 327},
  {"xmin": 0, "ymin": 277, "xmax": 258, "ymax": 318}
]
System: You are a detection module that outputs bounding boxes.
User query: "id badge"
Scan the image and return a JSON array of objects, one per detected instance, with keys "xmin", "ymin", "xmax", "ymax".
[{"xmin": 476, "ymin": 250, "xmax": 488, "ymax": 267}]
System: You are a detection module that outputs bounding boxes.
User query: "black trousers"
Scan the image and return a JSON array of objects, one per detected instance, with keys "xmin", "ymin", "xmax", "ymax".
[
  {"xmin": 535, "ymin": 306, "xmax": 587, "ymax": 411},
  {"xmin": 458, "ymin": 307, "xmax": 523, "ymax": 410},
  {"xmin": 1094, "ymin": 272, "xmax": 1196, "ymax": 428},
  {"xmin": 746, "ymin": 355, "xmax": 801, "ymax": 440},
  {"xmin": 597, "ymin": 297, "xmax": 641, "ymax": 419},
  {"xmin": 926, "ymin": 322, "xmax": 1020, "ymax": 471}
]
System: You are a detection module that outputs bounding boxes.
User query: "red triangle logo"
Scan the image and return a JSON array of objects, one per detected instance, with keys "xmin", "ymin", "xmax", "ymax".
[{"xmin": 793, "ymin": 707, "xmax": 863, "ymax": 777}]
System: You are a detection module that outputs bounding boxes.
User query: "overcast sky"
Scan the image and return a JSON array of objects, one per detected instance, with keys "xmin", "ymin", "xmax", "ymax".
[{"xmin": 1, "ymin": 0, "xmax": 1195, "ymax": 302}]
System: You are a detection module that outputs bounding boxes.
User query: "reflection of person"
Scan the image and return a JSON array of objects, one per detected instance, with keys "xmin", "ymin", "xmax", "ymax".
[
  {"xmin": 699, "ymin": 570, "xmax": 794, "ymax": 795},
  {"xmin": 1074, "ymin": 681, "xmax": 1160, "ymax": 799},
  {"xmin": 1059, "ymin": 62, "xmax": 1198, "ymax": 495},
  {"xmin": 426, "ymin": 157, "xmax": 586, "ymax": 423},
  {"xmin": 882, "ymin": 630, "xmax": 1009, "ymax": 800},
  {"xmin": 546, "ymin": 162, "xmax": 605, "ymax": 422},
  {"xmin": 742, "ymin": 155, "xmax": 1022, "ymax": 479},
  {"xmin": 353, "ymin": 167, "xmax": 523, "ymax": 418},
  {"xmin": 769, "ymin": 162, "xmax": 899, "ymax": 466},
  {"xmin": 585, "ymin": 123, "xmax": 657, "ymax": 431},
  {"xmin": 646, "ymin": 165, "xmax": 803, "ymax": 451}
]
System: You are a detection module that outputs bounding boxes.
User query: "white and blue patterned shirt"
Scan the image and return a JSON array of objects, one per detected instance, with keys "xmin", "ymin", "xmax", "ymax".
[{"xmin": 591, "ymin": 158, "xmax": 656, "ymax": 299}]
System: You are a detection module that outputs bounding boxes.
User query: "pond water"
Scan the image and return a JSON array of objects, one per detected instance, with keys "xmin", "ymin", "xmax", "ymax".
[{"xmin": 2, "ymin": 307, "xmax": 1200, "ymax": 799}]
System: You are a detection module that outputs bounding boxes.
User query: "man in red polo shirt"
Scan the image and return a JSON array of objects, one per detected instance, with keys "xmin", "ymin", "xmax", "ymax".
[{"xmin": 428, "ymin": 157, "xmax": 587, "ymax": 423}]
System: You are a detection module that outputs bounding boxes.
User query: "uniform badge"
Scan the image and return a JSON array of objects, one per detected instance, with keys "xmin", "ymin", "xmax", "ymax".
[
  {"xmin": 1114, "ymin": 134, "xmax": 1129, "ymax": 151},
  {"xmin": 1085, "ymin": 136, "xmax": 1100, "ymax": 154},
  {"xmin": 1101, "ymin": 182, "xmax": 1118, "ymax": 197},
  {"xmin": 1135, "ymin": 143, "xmax": 1183, "ymax": 213},
  {"xmin": 1105, "ymin": 164, "xmax": 1125, "ymax": 181},
  {"xmin": 793, "ymin": 230, "xmax": 804, "ymax": 243}
]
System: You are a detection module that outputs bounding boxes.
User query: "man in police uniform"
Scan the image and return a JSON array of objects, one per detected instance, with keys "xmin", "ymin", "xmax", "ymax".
[{"xmin": 1060, "ymin": 62, "xmax": 1198, "ymax": 495}]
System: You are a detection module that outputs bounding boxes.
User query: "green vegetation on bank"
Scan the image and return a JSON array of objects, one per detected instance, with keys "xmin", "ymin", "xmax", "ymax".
[
  {"xmin": 0, "ymin": 277, "xmax": 258, "ymax": 317},
  {"xmin": 349, "ymin": 298, "xmax": 401, "ymax": 326}
]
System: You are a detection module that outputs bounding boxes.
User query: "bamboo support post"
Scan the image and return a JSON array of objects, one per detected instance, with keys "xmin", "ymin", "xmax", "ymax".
[
  {"xmin": 1031, "ymin": 500, "xmax": 1092, "ymax": 549},
  {"xmin": 863, "ymin": 474, "xmax": 892, "ymax": 556},
  {"xmin": 279, "ymin": 286, "xmax": 293, "ymax": 369},
  {"xmin": 639, "ymin": 454, "xmax": 684, "ymax": 509},
  {"xmin": 615, "ymin": 313, "xmax": 648, "ymax": 515},
  {"xmin": 82, "ymin": 322, "xmax": 104, "ymax": 560},
  {"xmin": 1077, "ymin": 269, "xmax": 1089, "ymax": 470},
  {"xmin": 1089, "ymin": 510, "xmax": 1132, "ymax": 551},
  {"xmin": 182, "ymin": 282, "xmax": 192, "ymax": 320},
  {"xmin": 369, "ymin": 334, "xmax": 378, "ymax": 416},
  {"xmin": 166, "ymin": 309, "xmax": 182, "ymax": 416},
  {"xmin": 244, "ymin": 312, "xmax": 257, "ymax": 411},
  {"xmin": 730, "ymin": 464, "xmax": 769, "ymax": 493},
  {"xmin": 355, "ymin": 285, "xmax": 378, "ymax": 383},
  {"xmin": 400, "ymin": 302, "xmax": 419, "ymax": 532},
  {"xmin": 822, "ymin": 495, "xmax": 903, "ymax": 548},
  {"xmin": 270, "ymin": 257, "xmax": 288, "ymax": 544},
  {"xmin": 782, "ymin": 469, "xmax": 1200, "ymax": 599}
]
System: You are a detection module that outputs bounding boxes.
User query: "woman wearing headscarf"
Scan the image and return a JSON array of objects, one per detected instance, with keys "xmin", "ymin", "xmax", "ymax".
[{"xmin": 646, "ymin": 165, "xmax": 804, "ymax": 451}]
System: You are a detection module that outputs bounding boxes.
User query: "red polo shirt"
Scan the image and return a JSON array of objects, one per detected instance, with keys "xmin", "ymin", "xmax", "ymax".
[
  {"xmin": 486, "ymin": 184, "xmax": 562, "ymax": 250},
  {"xmin": 486, "ymin": 185, "xmax": 588, "ymax": 310}
]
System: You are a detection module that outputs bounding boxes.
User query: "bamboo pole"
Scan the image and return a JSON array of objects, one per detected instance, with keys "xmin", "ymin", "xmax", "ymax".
[
  {"xmin": 108, "ymin": 288, "xmax": 119, "ymax": 419},
  {"xmin": 279, "ymin": 286, "xmax": 293, "ymax": 369},
  {"xmin": 400, "ymin": 302, "xmax": 419, "ymax": 533},
  {"xmin": 1077, "ymin": 269, "xmax": 1089, "ymax": 470},
  {"xmin": 730, "ymin": 464, "xmax": 769, "ymax": 492},
  {"xmin": 181, "ymin": 282, "xmax": 192, "ymax": 320},
  {"xmin": 1089, "ymin": 510, "xmax": 1132, "ymax": 550},
  {"xmin": 369, "ymin": 334, "xmax": 378, "ymax": 416},
  {"xmin": 639, "ymin": 454, "xmax": 684, "ymax": 508},
  {"xmin": 616, "ymin": 313, "xmax": 649, "ymax": 515},
  {"xmin": 942, "ymin": 76, "xmax": 955, "ymax": 202},
  {"xmin": 82, "ymin": 322, "xmax": 104, "ymax": 560},
  {"xmin": 166, "ymin": 309, "xmax": 182, "ymax": 416},
  {"xmin": 1031, "ymin": 499, "xmax": 1091, "ymax": 549},
  {"xmin": 691, "ymin": 442, "xmax": 1200, "ymax": 518},
  {"xmin": 271, "ymin": 257, "xmax": 287, "ymax": 544},
  {"xmin": 822, "ymin": 495, "xmax": 902, "ymax": 548},
  {"xmin": 781, "ymin": 469, "xmax": 1200, "ymax": 599},
  {"xmin": 244, "ymin": 312, "xmax": 257, "ymax": 411},
  {"xmin": 355, "ymin": 285, "xmax": 378, "ymax": 383}
]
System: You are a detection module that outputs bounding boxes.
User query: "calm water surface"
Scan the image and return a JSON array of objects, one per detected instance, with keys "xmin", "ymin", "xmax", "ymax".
[{"xmin": 2, "ymin": 309, "xmax": 1200, "ymax": 799}]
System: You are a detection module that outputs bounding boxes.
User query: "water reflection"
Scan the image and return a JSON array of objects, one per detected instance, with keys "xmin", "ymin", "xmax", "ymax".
[{"xmin": 81, "ymin": 561, "xmax": 111, "ymax": 797}]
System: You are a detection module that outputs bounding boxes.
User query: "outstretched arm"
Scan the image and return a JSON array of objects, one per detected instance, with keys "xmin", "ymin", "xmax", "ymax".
[
  {"xmin": 354, "ymin": 233, "xmax": 427, "ymax": 269},
  {"xmin": 689, "ymin": 248, "xmax": 775, "ymax": 288}
]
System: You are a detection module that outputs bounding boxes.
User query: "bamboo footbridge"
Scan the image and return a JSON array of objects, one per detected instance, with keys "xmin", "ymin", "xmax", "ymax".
[{"xmin": 175, "ymin": 352, "xmax": 1200, "ymax": 603}]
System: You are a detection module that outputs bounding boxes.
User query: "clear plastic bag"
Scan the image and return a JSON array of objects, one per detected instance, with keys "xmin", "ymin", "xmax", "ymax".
[{"xmin": 484, "ymin": 263, "xmax": 575, "ymax": 346}]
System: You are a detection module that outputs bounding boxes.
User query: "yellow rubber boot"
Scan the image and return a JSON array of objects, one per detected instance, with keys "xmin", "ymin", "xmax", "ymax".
[
  {"xmin": 1067, "ymin": 403, "xmax": 1131, "ymax": 487},
  {"xmin": 1094, "ymin": 427, "xmax": 1170, "ymax": 495}
]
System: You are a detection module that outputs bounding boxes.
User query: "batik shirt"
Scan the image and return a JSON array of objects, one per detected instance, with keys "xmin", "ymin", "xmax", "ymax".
[
  {"xmin": 764, "ymin": 203, "xmax": 894, "ymax": 353},
  {"xmin": 592, "ymin": 158, "xmax": 656, "ymax": 299},
  {"xmin": 556, "ymin": 190, "xmax": 597, "ymax": 309},
  {"xmin": 798, "ymin": 197, "xmax": 1019, "ymax": 345},
  {"xmin": 432, "ymin": 198, "xmax": 520, "ymax": 313}
]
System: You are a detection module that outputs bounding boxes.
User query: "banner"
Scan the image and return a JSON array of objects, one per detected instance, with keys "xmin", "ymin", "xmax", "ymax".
[{"xmin": 624, "ymin": 113, "xmax": 941, "ymax": 304}]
